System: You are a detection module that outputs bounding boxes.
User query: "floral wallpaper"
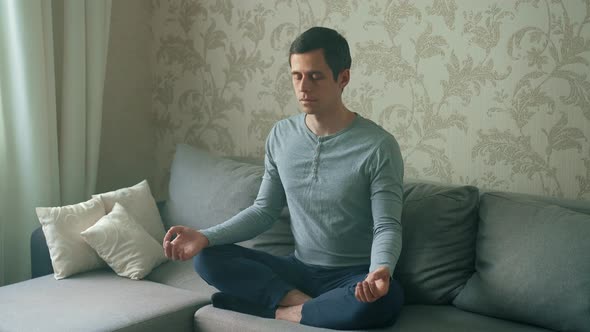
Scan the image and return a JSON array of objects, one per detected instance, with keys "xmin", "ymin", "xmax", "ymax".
[{"xmin": 151, "ymin": 0, "xmax": 590, "ymax": 201}]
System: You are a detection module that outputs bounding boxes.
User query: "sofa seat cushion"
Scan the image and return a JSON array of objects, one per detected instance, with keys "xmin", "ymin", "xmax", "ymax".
[
  {"xmin": 193, "ymin": 304, "xmax": 552, "ymax": 332},
  {"xmin": 146, "ymin": 260, "xmax": 217, "ymax": 296},
  {"xmin": 454, "ymin": 192, "xmax": 590, "ymax": 332},
  {"xmin": 0, "ymin": 270, "xmax": 208, "ymax": 332}
]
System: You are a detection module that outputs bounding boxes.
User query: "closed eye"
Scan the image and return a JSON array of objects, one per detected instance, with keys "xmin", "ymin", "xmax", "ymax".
[
  {"xmin": 292, "ymin": 72, "xmax": 324, "ymax": 81},
  {"xmin": 311, "ymin": 73, "xmax": 324, "ymax": 80}
]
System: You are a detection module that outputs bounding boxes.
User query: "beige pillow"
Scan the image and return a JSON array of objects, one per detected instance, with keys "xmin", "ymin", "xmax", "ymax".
[
  {"xmin": 81, "ymin": 203, "xmax": 168, "ymax": 280},
  {"xmin": 36, "ymin": 197, "xmax": 107, "ymax": 279},
  {"xmin": 93, "ymin": 180, "xmax": 166, "ymax": 243}
]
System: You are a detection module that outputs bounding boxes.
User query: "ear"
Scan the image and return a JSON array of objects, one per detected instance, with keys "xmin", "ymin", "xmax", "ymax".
[{"xmin": 338, "ymin": 69, "xmax": 350, "ymax": 90}]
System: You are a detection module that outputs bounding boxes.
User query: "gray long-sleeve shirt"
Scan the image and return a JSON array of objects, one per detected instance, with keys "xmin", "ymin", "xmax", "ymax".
[{"xmin": 201, "ymin": 113, "xmax": 404, "ymax": 275}]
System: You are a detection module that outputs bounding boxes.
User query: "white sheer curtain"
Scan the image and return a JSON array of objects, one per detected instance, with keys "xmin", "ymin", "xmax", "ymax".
[{"xmin": 0, "ymin": 0, "xmax": 111, "ymax": 286}]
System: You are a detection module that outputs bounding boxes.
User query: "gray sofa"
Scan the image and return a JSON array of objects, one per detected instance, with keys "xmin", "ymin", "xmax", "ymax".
[{"xmin": 1, "ymin": 143, "xmax": 589, "ymax": 332}]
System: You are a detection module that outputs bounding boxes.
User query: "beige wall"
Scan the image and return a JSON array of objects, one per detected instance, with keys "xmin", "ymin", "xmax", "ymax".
[
  {"xmin": 150, "ymin": 0, "xmax": 590, "ymax": 201},
  {"xmin": 96, "ymin": 0, "xmax": 156, "ymax": 196}
]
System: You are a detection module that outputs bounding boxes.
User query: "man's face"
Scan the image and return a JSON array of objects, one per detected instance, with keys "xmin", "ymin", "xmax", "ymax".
[{"xmin": 290, "ymin": 49, "xmax": 349, "ymax": 115}]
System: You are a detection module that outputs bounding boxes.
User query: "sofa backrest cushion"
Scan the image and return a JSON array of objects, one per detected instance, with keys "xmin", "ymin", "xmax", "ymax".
[
  {"xmin": 162, "ymin": 144, "xmax": 294, "ymax": 255},
  {"xmin": 393, "ymin": 182, "xmax": 479, "ymax": 305},
  {"xmin": 453, "ymin": 192, "xmax": 590, "ymax": 331}
]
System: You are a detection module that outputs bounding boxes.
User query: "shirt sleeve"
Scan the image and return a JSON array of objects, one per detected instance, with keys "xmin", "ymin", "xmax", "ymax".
[
  {"xmin": 200, "ymin": 127, "xmax": 287, "ymax": 246},
  {"xmin": 368, "ymin": 136, "xmax": 404, "ymax": 276}
]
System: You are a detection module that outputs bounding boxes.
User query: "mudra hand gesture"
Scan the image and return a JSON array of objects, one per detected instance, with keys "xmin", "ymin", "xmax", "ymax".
[{"xmin": 163, "ymin": 226, "xmax": 209, "ymax": 261}]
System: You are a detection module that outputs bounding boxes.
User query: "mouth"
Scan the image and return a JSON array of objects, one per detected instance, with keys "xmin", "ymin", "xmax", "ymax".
[{"xmin": 300, "ymin": 98, "xmax": 317, "ymax": 103}]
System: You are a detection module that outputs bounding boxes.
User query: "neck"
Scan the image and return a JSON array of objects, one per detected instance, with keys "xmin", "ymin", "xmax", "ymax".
[{"xmin": 305, "ymin": 105, "xmax": 356, "ymax": 137}]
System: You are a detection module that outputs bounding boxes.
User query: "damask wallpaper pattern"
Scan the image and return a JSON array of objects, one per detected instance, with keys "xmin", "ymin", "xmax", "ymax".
[{"xmin": 151, "ymin": 0, "xmax": 590, "ymax": 201}]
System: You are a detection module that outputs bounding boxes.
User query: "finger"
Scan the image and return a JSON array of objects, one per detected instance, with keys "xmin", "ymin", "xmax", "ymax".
[
  {"xmin": 171, "ymin": 246, "xmax": 179, "ymax": 261},
  {"xmin": 359, "ymin": 283, "xmax": 368, "ymax": 302},
  {"xmin": 364, "ymin": 282, "xmax": 375, "ymax": 302},
  {"xmin": 163, "ymin": 226, "xmax": 182, "ymax": 246},
  {"xmin": 163, "ymin": 230, "xmax": 172, "ymax": 247},
  {"xmin": 367, "ymin": 281, "xmax": 379, "ymax": 299},
  {"xmin": 363, "ymin": 281, "xmax": 376, "ymax": 302},
  {"xmin": 360, "ymin": 282, "xmax": 371, "ymax": 302},
  {"xmin": 355, "ymin": 282, "xmax": 364, "ymax": 302},
  {"xmin": 164, "ymin": 241, "xmax": 172, "ymax": 258}
]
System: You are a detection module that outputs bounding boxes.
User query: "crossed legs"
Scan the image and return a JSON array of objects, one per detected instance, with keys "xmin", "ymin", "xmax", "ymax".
[
  {"xmin": 194, "ymin": 244, "xmax": 403, "ymax": 330},
  {"xmin": 275, "ymin": 289, "xmax": 311, "ymax": 322}
]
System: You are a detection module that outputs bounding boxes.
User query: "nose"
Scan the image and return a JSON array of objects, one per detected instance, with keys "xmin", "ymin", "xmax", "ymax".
[{"xmin": 299, "ymin": 76, "xmax": 312, "ymax": 92}]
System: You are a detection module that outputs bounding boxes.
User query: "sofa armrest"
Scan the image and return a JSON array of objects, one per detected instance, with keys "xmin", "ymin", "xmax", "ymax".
[{"xmin": 30, "ymin": 226, "xmax": 53, "ymax": 278}]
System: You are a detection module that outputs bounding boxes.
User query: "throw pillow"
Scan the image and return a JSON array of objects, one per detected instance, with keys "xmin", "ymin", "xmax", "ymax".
[
  {"xmin": 393, "ymin": 182, "xmax": 479, "ymax": 304},
  {"xmin": 36, "ymin": 197, "xmax": 107, "ymax": 279},
  {"xmin": 81, "ymin": 202, "xmax": 168, "ymax": 280},
  {"xmin": 453, "ymin": 192, "xmax": 590, "ymax": 331},
  {"xmin": 93, "ymin": 180, "xmax": 166, "ymax": 243}
]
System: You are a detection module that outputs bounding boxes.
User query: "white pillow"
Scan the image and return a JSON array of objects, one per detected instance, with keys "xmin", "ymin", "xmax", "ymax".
[
  {"xmin": 93, "ymin": 180, "xmax": 166, "ymax": 243},
  {"xmin": 80, "ymin": 202, "xmax": 168, "ymax": 280},
  {"xmin": 36, "ymin": 197, "xmax": 107, "ymax": 279}
]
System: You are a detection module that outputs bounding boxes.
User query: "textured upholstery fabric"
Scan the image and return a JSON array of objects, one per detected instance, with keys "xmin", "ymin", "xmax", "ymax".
[
  {"xmin": 146, "ymin": 259, "xmax": 218, "ymax": 295},
  {"xmin": 193, "ymin": 304, "xmax": 552, "ymax": 332},
  {"xmin": 163, "ymin": 144, "xmax": 295, "ymax": 253},
  {"xmin": 454, "ymin": 192, "xmax": 590, "ymax": 332},
  {"xmin": 393, "ymin": 182, "xmax": 479, "ymax": 304},
  {"xmin": 0, "ymin": 270, "xmax": 209, "ymax": 332}
]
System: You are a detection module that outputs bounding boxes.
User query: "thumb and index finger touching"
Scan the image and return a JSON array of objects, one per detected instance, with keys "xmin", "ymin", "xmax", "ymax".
[
  {"xmin": 163, "ymin": 226, "xmax": 185, "ymax": 260},
  {"xmin": 163, "ymin": 225, "xmax": 184, "ymax": 243}
]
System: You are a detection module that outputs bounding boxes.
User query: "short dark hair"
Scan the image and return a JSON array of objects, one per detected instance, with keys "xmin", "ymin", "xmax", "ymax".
[{"xmin": 289, "ymin": 27, "xmax": 351, "ymax": 81}]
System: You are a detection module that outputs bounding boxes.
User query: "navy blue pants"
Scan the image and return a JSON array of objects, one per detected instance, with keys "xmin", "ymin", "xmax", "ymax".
[{"xmin": 194, "ymin": 244, "xmax": 404, "ymax": 330}]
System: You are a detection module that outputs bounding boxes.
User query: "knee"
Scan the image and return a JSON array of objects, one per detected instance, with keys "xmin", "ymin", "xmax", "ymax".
[
  {"xmin": 377, "ymin": 280, "xmax": 404, "ymax": 326},
  {"xmin": 193, "ymin": 248, "xmax": 209, "ymax": 276},
  {"xmin": 193, "ymin": 246, "xmax": 226, "ymax": 280},
  {"xmin": 349, "ymin": 302, "xmax": 389, "ymax": 329},
  {"xmin": 352, "ymin": 282, "xmax": 404, "ymax": 328}
]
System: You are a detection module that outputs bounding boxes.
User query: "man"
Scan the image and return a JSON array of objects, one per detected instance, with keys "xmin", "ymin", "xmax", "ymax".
[{"xmin": 163, "ymin": 26, "xmax": 404, "ymax": 330}]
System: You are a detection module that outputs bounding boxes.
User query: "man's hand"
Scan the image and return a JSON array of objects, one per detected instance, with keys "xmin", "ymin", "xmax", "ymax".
[
  {"xmin": 163, "ymin": 226, "xmax": 209, "ymax": 261},
  {"xmin": 355, "ymin": 266, "xmax": 390, "ymax": 303}
]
